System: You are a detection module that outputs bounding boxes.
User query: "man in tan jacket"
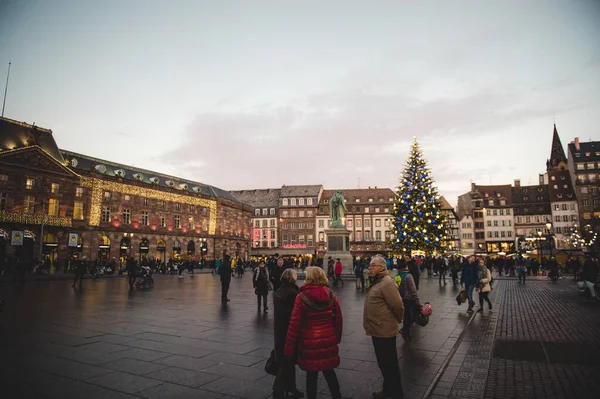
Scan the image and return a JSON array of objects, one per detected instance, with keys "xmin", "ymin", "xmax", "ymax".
[{"xmin": 363, "ymin": 255, "xmax": 405, "ymax": 399}]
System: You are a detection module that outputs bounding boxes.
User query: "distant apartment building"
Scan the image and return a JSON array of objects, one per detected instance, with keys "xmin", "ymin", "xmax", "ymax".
[
  {"xmin": 546, "ymin": 125, "xmax": 578, "ymax": 248},
  {"xmin": 439, "ymin": 196, "xmax": 460, "ymax": 253},
  {"xmin": 230, "ymin": 188, "xmax": 280, "ymax": 255},
  {"xmin": 512, "ymin": 177, "xmax": 552, "ymax": 253},
  {"xmin": 567, "ymin": 137, "xmax": 600, "ymax": 251},
  {"xmin": 316, "ymin": 187, "xmax": 394, "ymax": 257},
  {"xmin": 278, "ymin": 185, "xmax": 322, "ymax": 255},
  {"xmin": 457, "ymin": 213, "xmax": 475, "ymax": 255}
]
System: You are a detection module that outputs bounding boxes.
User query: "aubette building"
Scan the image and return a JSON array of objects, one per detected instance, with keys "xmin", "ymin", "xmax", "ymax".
[{"xmin": 0, "ymin": 117, "xmax": 251, "ymax": 270}]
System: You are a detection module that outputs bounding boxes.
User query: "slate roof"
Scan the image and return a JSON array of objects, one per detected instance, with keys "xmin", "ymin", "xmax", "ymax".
[
  {"xmin": 230, "ymin": 189, "xmax": 281, "ymax": 208},
  {"xmin": 279, "ymin": 185, "xmax": 322, "ymax": 197},
  {"xmin": 548, "ymin": 124, "xmax": 568, "ymax": 168},
  {"xmin": 0, "ymin": 117, "xmax": 64, "ymax": 163},
  {"xmin": 568, "ymin": 140, "xmax": 600, "ymax": 162},
  {"xmin": 60, "ymin": 149, "xmax": 240, "ymax": 202},
  {"xmin": 474, "ymin": 184, "xmax": 513, "ymax": 205},
  {"xmin": 512, "ymin": 184, "xmax": 551, "ymax": 215},
  {"xmin": 318, "ymin": 188, "xmax": 395, "ymax": 204}
]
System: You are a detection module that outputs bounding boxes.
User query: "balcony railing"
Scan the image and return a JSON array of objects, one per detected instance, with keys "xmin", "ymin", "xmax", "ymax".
[{"xmin": 0, "ymin": 210, "xmax": 72, "ymax": 227}]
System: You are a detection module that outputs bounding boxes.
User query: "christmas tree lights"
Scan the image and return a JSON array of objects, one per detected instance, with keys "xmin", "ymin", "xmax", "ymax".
[{"xmin": 388, "ymin": 138, "xmax": 448, "ymax": 255}]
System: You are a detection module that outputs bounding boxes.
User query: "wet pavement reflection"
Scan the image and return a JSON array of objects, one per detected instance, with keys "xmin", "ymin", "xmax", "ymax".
[{"xmin": 0, "ymin": 273, "xmax": 483, "ymax": 398}]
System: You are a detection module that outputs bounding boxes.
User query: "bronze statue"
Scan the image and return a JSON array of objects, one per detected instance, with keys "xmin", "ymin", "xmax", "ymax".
[{"xmin": 329, "ymin": 190, "xmax": 347, "ymax": 228}]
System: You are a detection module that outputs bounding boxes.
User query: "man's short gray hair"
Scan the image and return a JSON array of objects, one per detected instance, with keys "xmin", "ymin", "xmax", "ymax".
[{"xmin": 370, "ymin": 255, "xmax": 387, "ymax": 266}]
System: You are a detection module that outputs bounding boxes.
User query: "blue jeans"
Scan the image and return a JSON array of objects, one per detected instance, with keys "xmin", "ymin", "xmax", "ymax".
[{"xmin": 465, "ymin": 284, "xmax": 475, "ymax": 309}]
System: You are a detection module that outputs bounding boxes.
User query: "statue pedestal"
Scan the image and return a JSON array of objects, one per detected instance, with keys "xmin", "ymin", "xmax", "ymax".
[{"xmin": 324, "ymin": 227, "xmax": 354, "ymax": 275}]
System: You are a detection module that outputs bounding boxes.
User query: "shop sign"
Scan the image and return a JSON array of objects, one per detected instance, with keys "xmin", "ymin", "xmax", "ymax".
[
  {"xmin": 283, "ymin": 244, "xmax": 307, "ymax": 249},
  {"xmin": 11, "ymin": 231, "xmax": 23, "ymax": 246},
  {"xmin": 68, "ymin": 233, "xmax": 79, "ymax": 247}
]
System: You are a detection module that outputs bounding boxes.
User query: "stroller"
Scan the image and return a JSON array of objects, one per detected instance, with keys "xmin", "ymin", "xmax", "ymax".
[{"xmin": 135, "ymin": 266, "xmax": 155, "ymax": 289}]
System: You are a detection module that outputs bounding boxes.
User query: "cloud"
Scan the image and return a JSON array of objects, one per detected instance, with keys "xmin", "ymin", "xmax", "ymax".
[{"xmin": 160, "ymin": 50, "xmax": 596, "ymax": 206}]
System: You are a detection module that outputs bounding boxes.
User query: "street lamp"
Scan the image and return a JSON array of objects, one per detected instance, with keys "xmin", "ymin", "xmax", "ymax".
[
  {"xmin": 545, "ymin": 220, "xmax": 554, "ymax": 258},
  {"xmin": 200, "ymin": 238, "xmax": 207, "ymax": 268},
  {"xmin": 537, "ymin": 230, "xmax": 543, "ymax": 264}
]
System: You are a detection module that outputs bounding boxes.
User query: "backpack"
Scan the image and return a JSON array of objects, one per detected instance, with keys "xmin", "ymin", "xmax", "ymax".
[{"xmin": 398, "ymin": 271, "xmax": 410, "ymax": 298}]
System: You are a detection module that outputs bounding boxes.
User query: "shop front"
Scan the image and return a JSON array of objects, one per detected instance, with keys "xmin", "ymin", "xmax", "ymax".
[
  {"xmin": 139, "ymin": 238, "xmax": 149, "ymax": 261},
  {"xmin": 173, "ymin": 240, "xmax": 181, "ymax": 260},
  {"xmin": 120, "ymin": 237, "xmax": 131, "ymax": 263},
  {"xmin": 187, "ymin": 240, "xmax": 195, "ymax": 259},
  {"xmin": 98, "ymin": 235, "xmax": 110, "ymax": 263},
  {"xmin": 156, "ymin": 239, "xmax": 166, "ymax": 262},
  {"xmin": 486, "ymin": 241, "xmax": 515, "ymax": 255},
  {"xmin": 67, "ymin": 232, "xmax": 83, "ymax": 259},
  {"xmin": 42, "ymin": 233, "xmax": 59, "ymax": 269}
]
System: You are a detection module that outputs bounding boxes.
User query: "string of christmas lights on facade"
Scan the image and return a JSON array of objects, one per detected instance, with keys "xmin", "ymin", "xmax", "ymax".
[
  {"xmin": 566, "ymin": 223, "xmax": 598, "ymax": 248},
  {"xmin": 80, "ymin": 177, "xmax": 218, "ymax": 235},
  {"xmin": 388, "ymin": 138, "xmax": 448, "ymax": 255}
]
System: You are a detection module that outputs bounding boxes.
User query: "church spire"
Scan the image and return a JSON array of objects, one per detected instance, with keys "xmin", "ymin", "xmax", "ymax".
[{"xmin": 547, "ymin": 124, "xmax": 567, "ymax": 170}]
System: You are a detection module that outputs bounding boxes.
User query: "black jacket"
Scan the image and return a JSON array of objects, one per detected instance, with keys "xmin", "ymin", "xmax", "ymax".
[
  {"xmin": 582, "ymin": 259, "xmax": 598, "ymax": 283},
  {"xmin": 273, "ymin": 281, "xmax": 299, "ymax": 359},
  {"xmin": 270, "ymin": 265, "xmax": 284, "ymax": 291},
  {"xmin": 220, "ymin": 254, "xmax": 232, "ymax": 281}
]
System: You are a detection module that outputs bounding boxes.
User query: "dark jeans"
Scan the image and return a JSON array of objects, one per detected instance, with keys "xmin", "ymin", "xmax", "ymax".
[
  {"xmin": 257, "ymin": 293, "xmax": 268, "ymax": 310},
  {"xmin": 465, "ymin": 284, "xmax": 475, "ymax": 309},
  {"xmin": 479, "ymin": 291, "xmax": 492, "ymax": 309},
  {"xmin": 221, "ymin": 279, "xmax": 230, "ymax": 302},
  {"xmin": 439, "ymin": 268, "xmax": 446, "ymax": 284},
  {"xmin": 518, "ymin": 270, "xmax": 526, "ymax": 283},
  {"xmin": 128, "ymin": 272, "xmax": 136, "ymax": 288},
  {"xmin": 402, "ymin": 300, "xmax": 418, "ymax": 336},
  {"xmin": 372, "ymin": 336, "xmax": 404, "ymax": 398},
  {"xmin": 334, "ymin": 274, "xmax": 343, "ymax": 287},
  {"xmin": 306, "ymin": 369, "xmax": 340, "ymax": 399}
]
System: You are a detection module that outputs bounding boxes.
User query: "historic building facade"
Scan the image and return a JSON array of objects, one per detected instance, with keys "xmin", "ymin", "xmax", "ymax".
[
  {"xmin": 457, "ymin": 213, "xmax": 475, "ymax": 255},
  {"xmin": 440, "ymin": 196, "xmax": 460, "ymax": 253},
  {"xmin": 0, "ymin": 117, "xmax": 251, "ymax": 269},
  {"xmin": 230, "ymin": 188, "xmax": 280, "ymax": 256},
  {"xmin": 512, "ymin": 177, "xmax": 552, "ymax": 253},
  {"xmin": 546, "ymin": 125, "xmax": 578, "ymax": 249},
  {"xmin": 567, "ymin": 137, "xmax": 600, "ymax": 251},
  {"xmin": 316, "ymin": 188, "xmax": 395, "ymax": 256},
  {"xmin": 278, "ymin": 185, "xmax": 322, "ymax": 255}
]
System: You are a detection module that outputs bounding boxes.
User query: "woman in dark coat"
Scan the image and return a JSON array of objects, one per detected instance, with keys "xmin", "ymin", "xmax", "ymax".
[
  {"xmin": 273, "ymin": 269, "xmax": 303, "ymax": 399},
  {"xmin": 284, "ymin": 267, "xmax": 343, "ymax": 399},
  {"xmin": 253, "ymin": 261, "xmax": 270, "ymax": 312}
]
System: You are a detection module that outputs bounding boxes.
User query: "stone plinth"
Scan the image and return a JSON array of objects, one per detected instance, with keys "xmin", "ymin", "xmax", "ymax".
[{"xmin": 324, "ymin": 227, "xmax": 353, "ymax": 275}]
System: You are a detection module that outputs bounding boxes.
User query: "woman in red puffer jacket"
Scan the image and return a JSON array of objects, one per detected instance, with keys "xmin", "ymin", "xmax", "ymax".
[{"xmin": 284, "ymin": 266, "xmax": 343, "ymax": 399}]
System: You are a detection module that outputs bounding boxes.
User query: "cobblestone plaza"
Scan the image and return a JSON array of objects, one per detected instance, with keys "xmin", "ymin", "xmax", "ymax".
[{"xmin": 1, "ymin": 273, "xmax": 598, "ymax": 399}]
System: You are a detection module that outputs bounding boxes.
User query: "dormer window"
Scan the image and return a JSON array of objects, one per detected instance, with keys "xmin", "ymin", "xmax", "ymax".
[
  {"xmin": 488, "ymin": 200, "xmax": 494, "ymax": 206},
  {"xmin": 585, "ymin": 152, "xmax": 591, "ymax": 156},
  {"xmin": 355, "ymin": 199, "xmax": 360, "ymax": 203},
  {"xmin": 557, "ymin": 194, "xmax": 562, "ymax": 198},
  {"xmin": 576, "ymin": 153, "xmax": 580, "ymax": 157},
  {"xmin": 561, "ymin": 175, "xmax": 565, "ymax": 180}
]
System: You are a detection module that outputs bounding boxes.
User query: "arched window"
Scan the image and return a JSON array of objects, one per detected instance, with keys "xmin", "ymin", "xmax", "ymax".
[
  {"xmin": 187, "ymin": 240, "xmax": 195, "ymax": 255},
  {"xmin": 290, "ymin": 198, "xmax": 297, "ymax": 206},
  {"xmin": 100, "ymin": 236, "xmax": 110, "ymax": 246}
]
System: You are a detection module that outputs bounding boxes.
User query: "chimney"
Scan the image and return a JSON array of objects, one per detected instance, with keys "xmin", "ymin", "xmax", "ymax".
[
  {"xmin": 514, "ymin": 179, "xmax": 520, "ymax": 188},
  {"xmin": 471, "ymin": 182, "xmax": 476, "ymax": 192},
  {"xmin": 374, "ymin": 186, "xmax": 377, "ymax": 189},
  {"xmin": 575, "ymin": 137, "xmax": 580, "ymax": 151},
  {"xmin": 539, "ymin": 174, "xmax": 545, "ymax": 185}
]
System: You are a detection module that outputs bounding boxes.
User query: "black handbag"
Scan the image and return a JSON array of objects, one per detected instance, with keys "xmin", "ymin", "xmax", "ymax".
[{"xmin": 265, "ymin": 349, "xmax": 277, "ymax": 376}]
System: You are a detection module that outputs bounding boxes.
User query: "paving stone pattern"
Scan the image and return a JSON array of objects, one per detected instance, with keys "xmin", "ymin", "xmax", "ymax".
[
  {"xmin": 0, "ymin": 273, "xmax": 474, "ymax": 399},
  {"xmin": 485, "ymin": 278, "xmax": 600, "ymax": 399}
]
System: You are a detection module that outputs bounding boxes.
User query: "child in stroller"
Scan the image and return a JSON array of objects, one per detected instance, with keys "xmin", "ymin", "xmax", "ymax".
[{"xmin": 136, "ymin": 266, "xmax": 154, "ymax": 289}]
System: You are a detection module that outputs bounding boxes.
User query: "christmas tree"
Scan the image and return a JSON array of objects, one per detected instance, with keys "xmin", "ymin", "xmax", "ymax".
[{"xmin": 389, "ymin": 138, "xmax": 448, "ymax": 255}]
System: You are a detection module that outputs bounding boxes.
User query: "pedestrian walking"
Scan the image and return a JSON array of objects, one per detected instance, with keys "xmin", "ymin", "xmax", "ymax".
[
  {"xmin": 126, "ymin": 256, "xmax": 137, "ymax": 289},
  {"xmin": 334, "ymin": 258, "xmax": 343, "ymax": 287},
  {"xmin": 220, "ymin": 252, "xmax": 232, "ymax": 303},
  {"xmin": 405, "ymin": 255, "xmax": 420, "ymax": 290},
  {"xmin": 272, "ymin": 269, "xmax": 303, "ymax": 399},
  {"xmin": 461, "ymin": 256, "xmax": 480, "ymax": 313},
  {"xmin": 516, "ymin": 256, "xmax": 527, "ymax": 284},
  {"xmin": 477, "ymin": 259, "xmax": 493, "ymax": 313},
  {"xmin": 327, "ymin": 256, "xmax": 335, "ymax": 280},
  {"xmin": 397, "ymin": 262, "xmax": 420, "ymax": 342},
  {"xmin": 270, "ymin": 257, "xmax": 285, "ymax": 292},
  {"xmin": 364, "ymin": 255, "xmax": 405, "ymax": 399},
  {"xmin": 439, "ymin": 256, "xmax": 448, "ymax": 285},
  {"xmin": 354, "ymin": 259, "xmax": 365, "ymax": 290},
  {"xmin": 284, "ymin": 267, "xmax": 343, "ymax": 399},
  {"xmin": 72, "ymin": 256, "xmax": 87, "ymax": 288},
  {"xmin": 253, "ymin": 261, "xmax": 270, "ymax": 313}
]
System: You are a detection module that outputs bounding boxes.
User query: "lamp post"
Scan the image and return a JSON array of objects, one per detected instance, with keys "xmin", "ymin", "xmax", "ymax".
[
  {"xmin": 545, "ymin": 220, "xmax": 554, "ymax": 258},
  {"xmin": 200, "ymin": 238, "xmax": 207, "ymax": 268}
]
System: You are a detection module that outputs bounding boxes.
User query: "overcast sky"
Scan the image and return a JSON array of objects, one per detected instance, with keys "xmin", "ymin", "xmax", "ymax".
[{"xmin": 1, "ymin": 0, "xmax": 599, "ymax": 205}]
